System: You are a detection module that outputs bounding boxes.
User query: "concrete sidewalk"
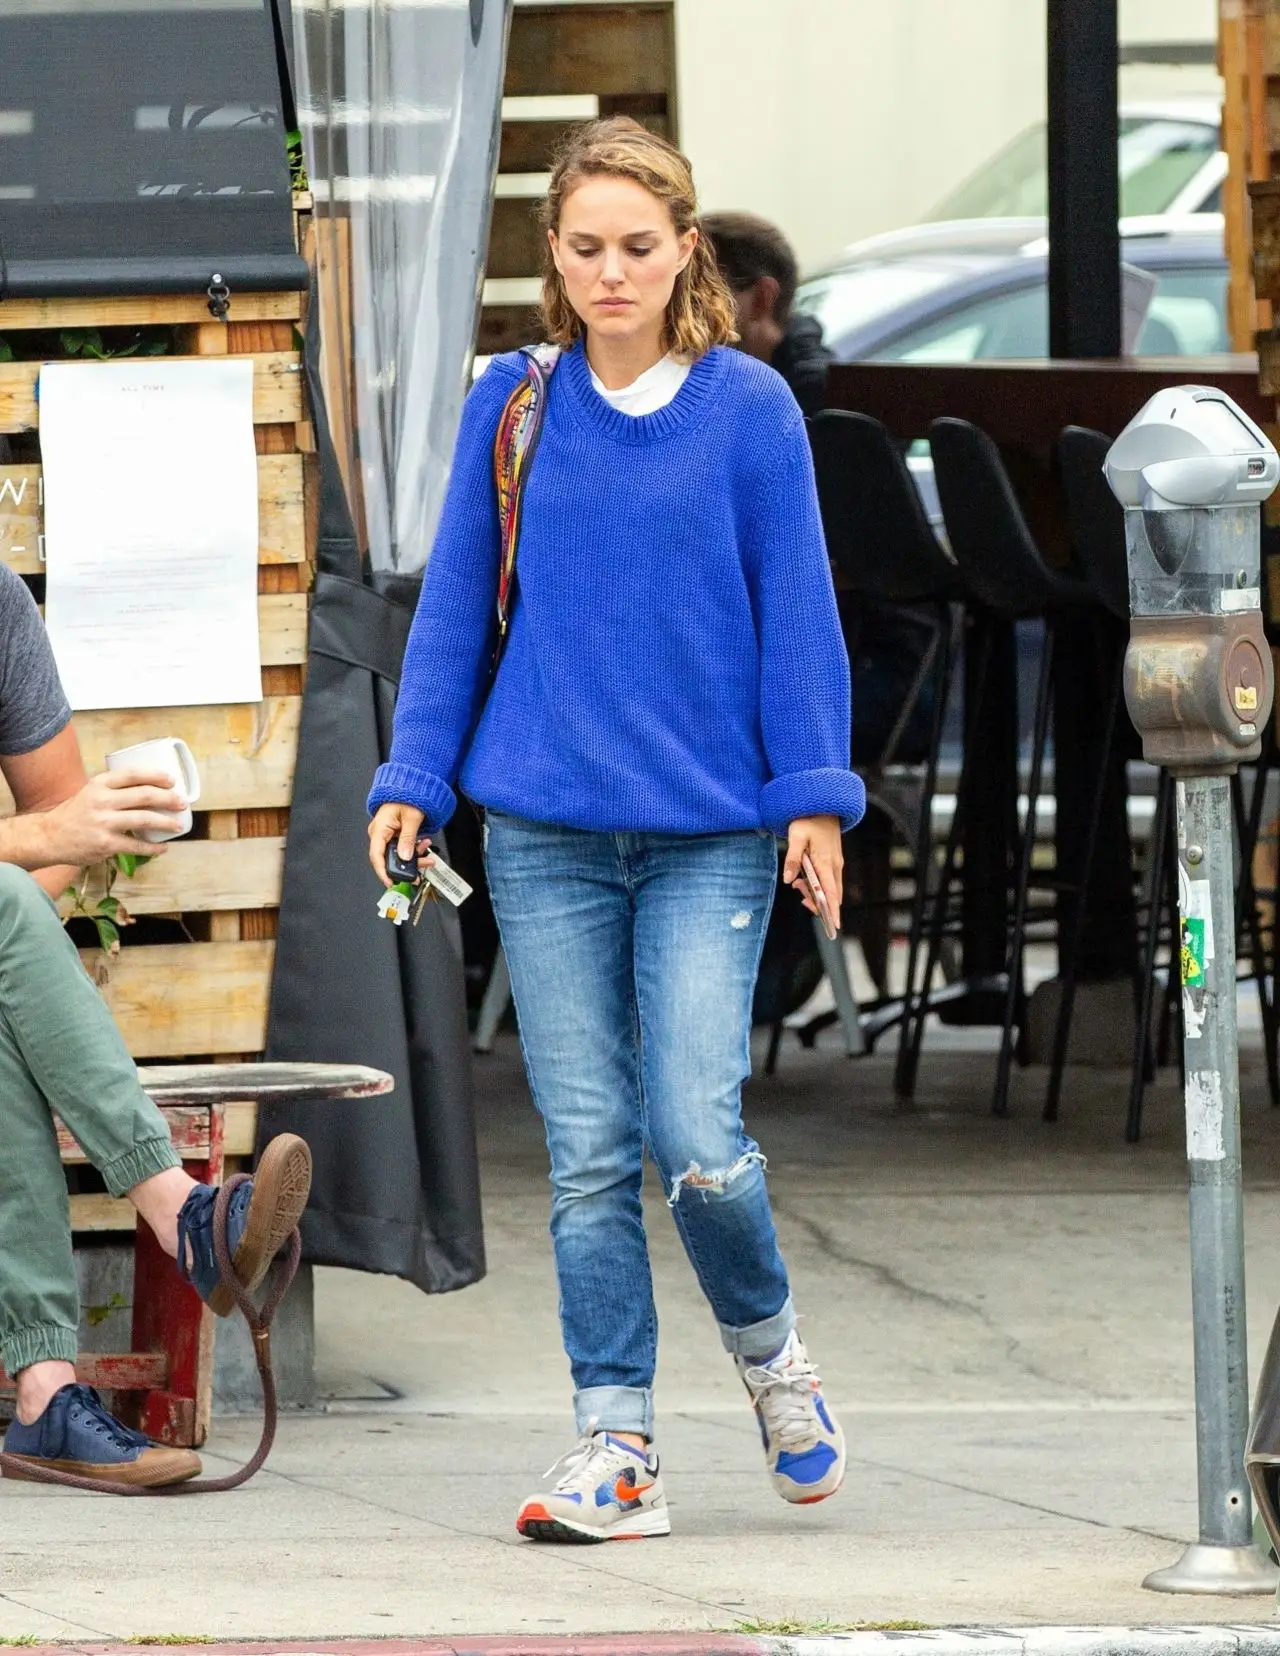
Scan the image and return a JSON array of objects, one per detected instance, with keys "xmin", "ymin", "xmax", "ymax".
[{"xmin": 6, "ymin": 1033, "xmax": 1280, "ymax": 1639}]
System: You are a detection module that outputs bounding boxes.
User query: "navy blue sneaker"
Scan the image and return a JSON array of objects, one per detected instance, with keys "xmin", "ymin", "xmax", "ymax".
[
  {"xmin": 2, "ymin": 1384, "xmax": 200, "ymax": 1488},
  {"xmin": 178, "ymin": 1132, "xmax": 312, "ymax": 1318}
]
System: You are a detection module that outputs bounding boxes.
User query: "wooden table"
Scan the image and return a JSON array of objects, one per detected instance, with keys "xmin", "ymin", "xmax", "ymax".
[{"xmin": 824, "ymin": 356, "xmax": 1266, "ymax": 1002}]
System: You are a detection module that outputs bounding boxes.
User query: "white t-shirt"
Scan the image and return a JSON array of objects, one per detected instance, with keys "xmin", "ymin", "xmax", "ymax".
[{"xmin": 589, "ymin": 353, "xmax": 691, "ymax": 416}]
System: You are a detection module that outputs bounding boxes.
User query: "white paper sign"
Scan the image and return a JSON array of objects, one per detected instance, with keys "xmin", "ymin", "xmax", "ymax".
[{"xmin": 40, "ymin": 359, "xmax": 262, "ymax": 711}]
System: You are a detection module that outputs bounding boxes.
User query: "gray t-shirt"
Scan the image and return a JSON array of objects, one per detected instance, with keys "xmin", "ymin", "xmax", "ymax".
[{"xmin": 0, "ymin": 566, "xmax": 71, "ymax": 756}]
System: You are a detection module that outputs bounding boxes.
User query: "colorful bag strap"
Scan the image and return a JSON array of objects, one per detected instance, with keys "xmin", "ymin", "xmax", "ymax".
[{"xmin": 492, "ymin": 342, "xmax": 561, "ymax": 670}]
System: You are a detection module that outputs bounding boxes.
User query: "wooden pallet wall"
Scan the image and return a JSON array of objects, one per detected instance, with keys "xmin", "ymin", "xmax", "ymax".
[
  {"xmin": 1223, "ymin": 0, "xmax": 1272, "ymax": 350},
  {"xmin": 480, "ymin": 0, "xmax": 678, "ymax": 357},
  {"xmin": 0, "ymin": 286, "xmax": 313, "ymax": 1066},
  {"xmin": 1238, "ymin": 0, "xmax": 1280, "ymax": 687}
]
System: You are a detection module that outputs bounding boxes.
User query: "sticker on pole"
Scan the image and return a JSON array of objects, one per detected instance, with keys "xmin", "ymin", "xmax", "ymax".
[
  {"xmin": 1178, "ymin": 871, "xmax": 1214, "ymax": 1041},
  {"xmin": 1182, "ymin": 915, "xmax": 1207, "ymax": 987},
  {"xmin": 1186, "ymin": 1070, "xmax": 1226, "ymax": 1161}
]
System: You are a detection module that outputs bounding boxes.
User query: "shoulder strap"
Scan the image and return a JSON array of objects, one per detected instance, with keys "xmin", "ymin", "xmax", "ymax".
[{"xmin": 491, "ymin": 343, "xmax": 562, "ymax": 669}]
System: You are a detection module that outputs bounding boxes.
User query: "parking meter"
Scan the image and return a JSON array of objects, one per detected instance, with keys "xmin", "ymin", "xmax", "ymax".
[
  {"xmin": 1104, "ymin": 387, "xmax": 1280, "ymax": 1597},
  {"xmin": 1104, "ymin": 386, "xmax": 1277, "ymax": 772}
]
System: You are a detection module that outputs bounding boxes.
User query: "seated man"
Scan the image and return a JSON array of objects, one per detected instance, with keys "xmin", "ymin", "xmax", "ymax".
[
  {"xmin": 702, "ymin": 210, "xmax": 835, "ymax": 417},
  {"xmin": 0, "ymin": 563, "xmax": 310, "ymax": 1489}
]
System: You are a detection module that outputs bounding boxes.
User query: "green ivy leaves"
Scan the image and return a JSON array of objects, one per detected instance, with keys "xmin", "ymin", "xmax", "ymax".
[
  {"xmin": 59, "ymin": 328, "xmax": 169, "ymax": 361},
  {"xmin": 61, "ymin": 851, "xmax": 152, "ymax": 967}
]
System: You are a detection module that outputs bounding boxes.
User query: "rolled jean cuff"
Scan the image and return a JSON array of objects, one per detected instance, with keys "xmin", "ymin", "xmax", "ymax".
[
  {"xmin": 101, "ymin": 1135, "xmax": 182, "ymax": 1199},
  {"xmin": 3, "ymin": 1320, "xmax": 78, "ymax": 1375},
  {"xmin": 719, "ymin": 1294, "xmax": 796, "ymax": 1360},
  {"xmin": 574, "ymin": 1385, "xmax": 654, "ymax": 1439}
]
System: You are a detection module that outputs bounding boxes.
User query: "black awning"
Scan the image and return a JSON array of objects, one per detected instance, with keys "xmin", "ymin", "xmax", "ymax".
[{"xmin": 0, "ymin": 0, "xmax": 307, "ymax": 298}]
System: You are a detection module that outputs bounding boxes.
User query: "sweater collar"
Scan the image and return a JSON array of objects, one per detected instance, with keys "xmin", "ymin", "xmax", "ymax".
[{"xmin": 558, "ymin": 337, "xmax": 728, "ymax": 444}]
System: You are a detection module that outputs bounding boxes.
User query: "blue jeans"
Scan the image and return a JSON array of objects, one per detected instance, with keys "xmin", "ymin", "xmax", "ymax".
[{"xmin": 484, "ymin": 811, "xmax": 795, "ymax": 1438}]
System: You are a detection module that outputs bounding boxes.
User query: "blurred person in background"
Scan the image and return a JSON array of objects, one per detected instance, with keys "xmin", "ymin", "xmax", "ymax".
[
  {"xmin": 703, "ymin": 211, "xmax": 834, "ymax": 415},
  {"xmin": 707, "ymin": 211, "xmax": 934, "ymax": 995}
]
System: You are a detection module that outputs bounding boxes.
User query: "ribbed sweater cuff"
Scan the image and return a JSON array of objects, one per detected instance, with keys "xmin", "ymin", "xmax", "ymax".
[
  {"xmin": 367, "ymin": 763, "xmax": 458, "ymax": 833},
  {"xmin": 760, "ymin": 768, "xmax": 866, "ymax": 835}
]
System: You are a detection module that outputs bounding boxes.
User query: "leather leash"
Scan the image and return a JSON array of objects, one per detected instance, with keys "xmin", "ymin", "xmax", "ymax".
[{"xmin": 0, "ymin": 1174, "xmax": 300, "ymax": 1494}]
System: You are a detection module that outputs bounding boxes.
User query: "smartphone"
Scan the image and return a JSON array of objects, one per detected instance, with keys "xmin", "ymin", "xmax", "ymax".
[{"xmin": 801, "ymin": 852, "xmax": 839, "ymax": 942}]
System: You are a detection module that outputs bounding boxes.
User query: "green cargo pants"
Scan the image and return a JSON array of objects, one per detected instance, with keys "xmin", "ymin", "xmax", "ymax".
[{"xmin": 0, "ymin": 863, "xmax": 180, "ymax": 1377}]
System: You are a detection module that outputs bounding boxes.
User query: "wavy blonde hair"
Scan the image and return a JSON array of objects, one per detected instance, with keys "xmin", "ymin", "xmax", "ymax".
[{"xmin": 539, "ymin": 117, "xmax": 738, "ymax": 359}]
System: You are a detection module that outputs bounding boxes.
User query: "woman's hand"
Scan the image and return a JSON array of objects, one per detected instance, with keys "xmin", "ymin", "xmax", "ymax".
[
  {"xmin": 783, "ymin": 814, "xmax": 844, "ymax": 926},
  {"xmin": 368, "ymin": 802, "xmax": 430, "ymax": 888}
]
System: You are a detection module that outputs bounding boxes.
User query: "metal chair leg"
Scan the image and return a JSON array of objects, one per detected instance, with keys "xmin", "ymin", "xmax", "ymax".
[
  {"xmin": 1127, "ymin": 771, "xmax": 1173, "ymax": 1143},
  {"xmin": 1044, "ymin": 647, "xmax": 1124, "ymax": 1123},
  {"xmin": 473, "ymin": 945, "xmax": 511, "ymax": 1054},
  {"xmin": 1233, "ymin": 767, "xmax": 1280, "ymax": 1108},
  {"xmin": 897, "ymin": 614, "xmax": 986, "ymax": 1103},
  {"xmin": 993, "ymin": 622, "xmax": 1055, "ymax": 1118},
  {"xmin": 893, "ymin": 613, "xmax": 956, "ymax": 1095},
  {"xmin": 1241, "ymin": 740, "xmax": 1279, "ymax": 1103}
]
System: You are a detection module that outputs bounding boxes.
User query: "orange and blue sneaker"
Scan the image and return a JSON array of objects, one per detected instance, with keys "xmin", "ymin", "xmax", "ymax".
[
  {"xmin": 516, "ymin": 1427, "xmax": 670, "ymax": 1542},
  {"xmin": 737, "ymin": 1330, "xmax": 846, "ymax": 1504}
]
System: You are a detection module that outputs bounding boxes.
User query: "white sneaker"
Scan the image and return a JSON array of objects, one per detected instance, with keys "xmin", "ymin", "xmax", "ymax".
[
  {"xmin": 736, "ymin": 1330, "xmax": 846, "ymax": 1504},
  {"xmin": 516, "ymin": 1427, "xmax": 671, "ymax": 1543}
]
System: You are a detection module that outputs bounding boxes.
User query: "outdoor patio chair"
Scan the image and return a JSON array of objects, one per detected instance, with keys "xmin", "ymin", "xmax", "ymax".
[
  {"xmin": 1054, "ymin": 425, "xmax": 1174, "ymax": 1140},
  {"xmin": 792, "ymin": 410, "xmax": 965, "ymax": 1068},
  {"xmin": 1056, "ymin": 426, "xmax": 1279, "ymax": 1139},
  {"xmin": 924, "ymin": 417, "xmax": 1094, "ymax": 1118}
]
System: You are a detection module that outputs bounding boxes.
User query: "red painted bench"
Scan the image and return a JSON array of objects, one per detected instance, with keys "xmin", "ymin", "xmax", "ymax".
[{"xmin": 0, "ymin": 1062, "xmax": 393, "ymax": 1446}]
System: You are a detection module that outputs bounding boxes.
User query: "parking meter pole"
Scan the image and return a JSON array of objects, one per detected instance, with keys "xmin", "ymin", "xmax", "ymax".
[
  {"xmin": 1104, "ymin": 387, "xmax": 1280, "ymax": 1597},
  {"xmin": 1142, "ymin": 775, "xmax": 1276, "ymax": 1593}
]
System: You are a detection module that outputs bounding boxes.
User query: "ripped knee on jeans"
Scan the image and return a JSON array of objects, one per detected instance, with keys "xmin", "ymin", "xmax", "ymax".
[{"xmin": 666, "ymin": 1150, "xmax": 765, "ymax": 1207}]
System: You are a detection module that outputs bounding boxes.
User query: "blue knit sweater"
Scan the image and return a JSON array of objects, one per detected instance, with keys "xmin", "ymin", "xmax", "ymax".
[{"xmin": 368, "ymin": 340, "xmax": 865, "ymax": 838}]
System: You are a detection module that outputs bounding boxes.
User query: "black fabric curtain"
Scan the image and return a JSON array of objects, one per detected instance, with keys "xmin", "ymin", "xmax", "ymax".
[
  {"xmin": 257, "ymin": 297, "xmax": 485, "ymax": 1295},
  {"xmin": 0, "ymin": 0, "xmax": 306, "ymax": 298}
]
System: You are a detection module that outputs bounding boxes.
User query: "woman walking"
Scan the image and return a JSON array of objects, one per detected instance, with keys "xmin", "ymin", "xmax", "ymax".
[{"xmin": 368, "ymin": 118, "xmax": 864, "ymax": 1541}]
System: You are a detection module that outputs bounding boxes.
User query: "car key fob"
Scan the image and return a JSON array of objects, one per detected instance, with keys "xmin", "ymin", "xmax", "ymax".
[{"xmin": 385, "ymin": 843, "xmax": 423, "ymax": 886}]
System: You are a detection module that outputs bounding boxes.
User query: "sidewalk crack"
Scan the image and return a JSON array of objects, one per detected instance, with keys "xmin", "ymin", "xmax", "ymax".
[{"xmin": 776, "ymin": 1206, "xmax": 1096, "ymax": 1397}]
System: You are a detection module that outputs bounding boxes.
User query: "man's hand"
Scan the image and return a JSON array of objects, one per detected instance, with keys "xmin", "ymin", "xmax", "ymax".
[
  {"xmin": 368, "ymin": 802, "xmax": 429, "ymax": 889},
  {"xmin": 25, "ymin": 769, "xmax": 186, "ymax": 869},
  {"xmin": 783, "ymin": 814, "xmax": 844, "ymax": 924}
]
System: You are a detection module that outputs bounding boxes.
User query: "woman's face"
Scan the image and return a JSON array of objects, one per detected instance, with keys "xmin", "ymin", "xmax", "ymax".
[{"xmin": 550, "ymin": 175, "xmax": 696, "ymax": 347}]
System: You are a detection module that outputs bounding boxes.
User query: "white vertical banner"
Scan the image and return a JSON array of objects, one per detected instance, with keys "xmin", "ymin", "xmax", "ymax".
[{"xmin": 40, "ymin": 358, "xmax": 262, "ymax": 712}]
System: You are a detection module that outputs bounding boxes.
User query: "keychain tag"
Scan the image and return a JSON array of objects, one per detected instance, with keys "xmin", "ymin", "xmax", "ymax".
[{"xmin": 421, "ymin": 859, "xmax": 473, "ymax": 907}]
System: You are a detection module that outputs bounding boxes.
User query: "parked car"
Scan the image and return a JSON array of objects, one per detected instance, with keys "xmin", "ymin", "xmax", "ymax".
[
  {"xmin": 796, "ymin": 214, "xmax": 1227, "ymax": 367},
  {"xmin": 926, "ymin": 100, "xmax": 1223, "ymax": 222}
]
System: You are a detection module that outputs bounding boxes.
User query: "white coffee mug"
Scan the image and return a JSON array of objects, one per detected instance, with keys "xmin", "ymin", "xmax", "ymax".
[{"xmin": 104, "ymin": 737, "xmax": 202, "ymax": 843}]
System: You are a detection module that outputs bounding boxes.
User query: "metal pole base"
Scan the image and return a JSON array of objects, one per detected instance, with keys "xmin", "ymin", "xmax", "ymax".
[{"xmin": 1143, "ymin": 1542, "xmax": 1280, "ymax": 1595}]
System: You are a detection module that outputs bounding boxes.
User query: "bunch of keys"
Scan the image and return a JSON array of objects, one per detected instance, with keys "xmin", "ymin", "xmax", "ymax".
[{"xmin": 377, "ymin": 841, "xmax": 473, "ymax": 927}]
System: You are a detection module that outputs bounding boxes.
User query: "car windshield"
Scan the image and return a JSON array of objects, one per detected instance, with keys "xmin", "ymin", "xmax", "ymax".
[
  {"xmin": 793, "ymin": 262, "xmax": 965, "ymax": 346},
  {"xmin": 928, "ymin": 117, "xmax": 1219, "ymax": 220}
]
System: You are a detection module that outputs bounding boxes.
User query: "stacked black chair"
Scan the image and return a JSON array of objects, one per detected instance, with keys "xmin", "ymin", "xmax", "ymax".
[
  {"xmin": 805, "ymin": 410, "xmax": 966, "ymax": 1058},
  {"xmin": 922, "ymin": 417, "xmax": 1094, "ymax": 1117},
  {"xmin": 1054, "ymin": 426, "xmax": 1169, "ymax": 1138},
  {"xmin": 1052, "ymin": 427, "xmax": 1277, "ymax": 1137}
]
